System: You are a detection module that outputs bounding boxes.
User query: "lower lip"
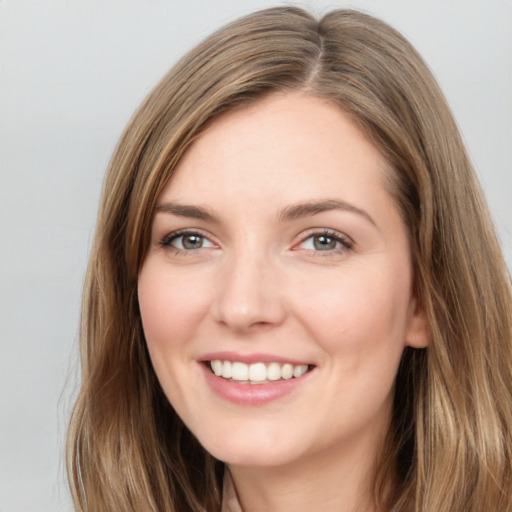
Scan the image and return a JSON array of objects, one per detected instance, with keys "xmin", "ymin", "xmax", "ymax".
[{"xmin": 201, "ymin": 364, "xmax": 312, "ymax": 405}]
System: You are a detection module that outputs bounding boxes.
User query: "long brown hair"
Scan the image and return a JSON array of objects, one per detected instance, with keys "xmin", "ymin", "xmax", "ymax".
[{"xmin": 67, "ymin": 7, "xmax": 512, "ymax": 511}]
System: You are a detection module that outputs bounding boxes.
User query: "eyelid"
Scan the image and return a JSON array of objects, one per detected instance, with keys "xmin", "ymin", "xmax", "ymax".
[
  {"xmin": 293, "ymin": 228, "xmax": 354, "ymax": 252},
  {"xmin": 157, "ymin": 227, "xmax": 353, "ymax": 256},
  {"xmin": 159, "ymin": 228, "xmax": 218, "ymax": 251}
]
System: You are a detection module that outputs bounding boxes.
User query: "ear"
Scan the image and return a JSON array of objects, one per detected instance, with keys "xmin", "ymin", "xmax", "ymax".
[{"xmin": 405, "ymin": 296, "xmax": 429, "ymax": 348}]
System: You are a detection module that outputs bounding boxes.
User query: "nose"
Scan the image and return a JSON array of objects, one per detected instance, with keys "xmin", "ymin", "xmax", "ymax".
[{"xmin": 212, "ymin": 250, "xmax": 286, "ymax": 333}]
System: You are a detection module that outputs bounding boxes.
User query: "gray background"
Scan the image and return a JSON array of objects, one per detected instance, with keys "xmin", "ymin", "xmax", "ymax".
[{"xmin": 1, "ymin": 0, "xmax": 511, "ymax": 510}]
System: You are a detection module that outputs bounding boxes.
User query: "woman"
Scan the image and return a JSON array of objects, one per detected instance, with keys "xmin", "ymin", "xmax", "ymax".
[{"xmin": 67, "ymin": 7, "xmax": 512, "ymax": 512}]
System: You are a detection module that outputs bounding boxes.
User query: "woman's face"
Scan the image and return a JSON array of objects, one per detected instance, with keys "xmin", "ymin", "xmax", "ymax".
[{"xmin": 138, "ymin": 93, "xmax": 427, "ymax": 470}]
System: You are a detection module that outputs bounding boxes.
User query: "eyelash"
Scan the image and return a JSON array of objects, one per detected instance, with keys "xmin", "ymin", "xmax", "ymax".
[
  {"xmin": 295, "ymin": 229, "xmax": 354, "ymax": 255},
  {"xmin": 158, "ymin": 228, "xmax": 354, "ymax": 256},
  {"xmin": 159, "ymin": 229, "xmax": 214, "ymax": 255}
]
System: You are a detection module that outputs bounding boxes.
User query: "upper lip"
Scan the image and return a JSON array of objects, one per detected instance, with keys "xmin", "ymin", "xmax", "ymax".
[{"xmin": 199, "ymin": 351, "xmax": 314, "ymax": 366}]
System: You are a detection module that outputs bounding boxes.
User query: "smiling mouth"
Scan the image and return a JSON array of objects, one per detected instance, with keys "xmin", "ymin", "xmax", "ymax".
[{"xmin": 207, "ymin": 360, "xmax": 314, "ymax": 384}]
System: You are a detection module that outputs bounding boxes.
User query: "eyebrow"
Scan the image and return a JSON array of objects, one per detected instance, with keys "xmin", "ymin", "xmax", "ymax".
[
  {"xmin": 154, "ymin": 199, "xmax": 376, "ymax": 227},
  {"xmin": 278, "ymin": 199, "xmax": 376, "ymax": 226},
  {"xmin": 154, "ymin": 202, "xmax": 219, "ymax": 223}
]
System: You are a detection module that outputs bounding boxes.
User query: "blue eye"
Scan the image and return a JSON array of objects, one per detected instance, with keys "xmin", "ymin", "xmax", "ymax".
[
  {"xmin": 161, "ymin": 231, "xmax": 215, "ymax": 251},
  {"xmin": 298, "ymin": 231, "xmax": 353, "ymax": 252}
]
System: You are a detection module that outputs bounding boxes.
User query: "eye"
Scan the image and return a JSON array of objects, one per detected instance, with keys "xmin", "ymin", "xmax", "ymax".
[
  {"xmin": 296, "ymin": 230, "xmax": 353, "ymax": 253},
  {"xmin": 160, "ymin": 230, "xmax": 215, "ymax": 252}
]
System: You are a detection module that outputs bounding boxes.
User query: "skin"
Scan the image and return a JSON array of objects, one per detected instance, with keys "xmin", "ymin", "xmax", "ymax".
[{"xmin": 138, "ymin": 92, "xmax": 428, "ymax": 512}]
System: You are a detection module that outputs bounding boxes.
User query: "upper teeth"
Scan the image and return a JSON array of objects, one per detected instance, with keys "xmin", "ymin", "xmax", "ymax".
[{"xmin": 210, "ymin": 360, "xmax": 309, "ymax": 383}]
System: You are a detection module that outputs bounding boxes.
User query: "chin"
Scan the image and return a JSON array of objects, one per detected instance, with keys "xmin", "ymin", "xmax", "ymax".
[
  {"xmin": 213, "ymin": 446, "xmax": 297, "ymax": 468},
  {"xmin": 196, "ymin": 427, "xmax": 302, "ymax": 468}
]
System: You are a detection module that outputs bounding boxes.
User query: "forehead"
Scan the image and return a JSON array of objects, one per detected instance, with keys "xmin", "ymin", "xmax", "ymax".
[{"xmin": 164, "ymin": 93, "xmax": 391, "ymax": 206}]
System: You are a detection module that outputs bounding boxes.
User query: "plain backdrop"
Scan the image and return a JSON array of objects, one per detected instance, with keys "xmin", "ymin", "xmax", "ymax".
[{"xmin": 1, "ymin": 0, "xmax": 510, "ymax": 510}]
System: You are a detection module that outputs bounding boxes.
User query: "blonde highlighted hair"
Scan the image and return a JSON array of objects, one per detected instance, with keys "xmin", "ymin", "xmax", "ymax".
[{"xmin": 67, "ymin": 7, "xmax": 512, "ymax": 511}]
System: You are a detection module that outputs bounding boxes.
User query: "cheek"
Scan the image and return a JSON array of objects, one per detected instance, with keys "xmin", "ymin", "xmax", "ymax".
[
  {"xmin": 137, "ymin": 263, "xmax": 213, "ymax": 409},
  {"xmin": 295, "ymin": 264, "xmax": 411, "ymax": 358},
  {"xmin": 138, "ymin": 263, "xmax": 212, "ymax": 349}
]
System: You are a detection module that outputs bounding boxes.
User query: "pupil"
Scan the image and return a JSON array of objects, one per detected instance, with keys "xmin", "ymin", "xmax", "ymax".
[
  {"xmin": 183, "ymin": 235, "xmax": 202, "ymax": 249},
  {"xmin": 314, "ymin": 235, "xmax": 336, "ymax": 250}
]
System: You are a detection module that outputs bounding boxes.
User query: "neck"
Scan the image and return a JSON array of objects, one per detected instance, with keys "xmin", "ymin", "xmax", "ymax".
[{"xmin": 227, "ymin": 432, "xmax": 388, "ymax": 512}]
